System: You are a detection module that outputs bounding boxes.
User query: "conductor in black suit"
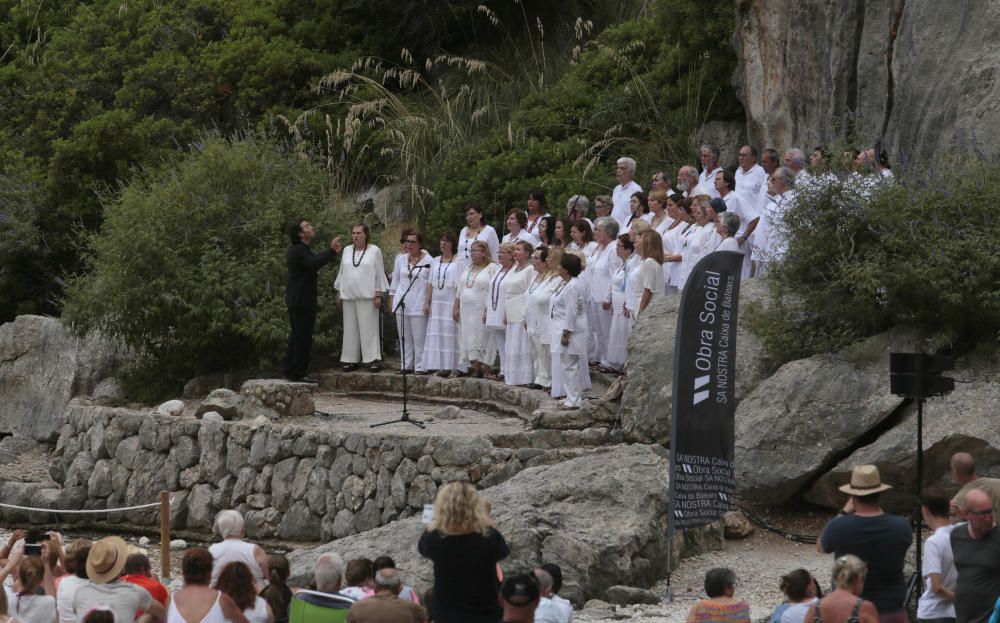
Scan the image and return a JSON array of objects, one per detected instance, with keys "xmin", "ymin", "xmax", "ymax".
[{"xmin": 284, "ymin": 219, "xmax": 342, "ymax": 382}]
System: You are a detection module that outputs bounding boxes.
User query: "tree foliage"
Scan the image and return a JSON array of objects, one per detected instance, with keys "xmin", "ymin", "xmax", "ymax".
[{"xmin": 62, "ymin": 135, "xmax": 346, "ymax": 400}]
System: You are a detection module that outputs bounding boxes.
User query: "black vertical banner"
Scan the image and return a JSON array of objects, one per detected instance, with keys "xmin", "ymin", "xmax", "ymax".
[{"xmin": 668, "ymin": 251, "xmax": 743, "ymax": 536}]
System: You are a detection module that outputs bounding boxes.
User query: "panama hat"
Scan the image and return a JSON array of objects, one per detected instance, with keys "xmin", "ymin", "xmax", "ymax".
[
  {"xmin": 87, "ymin": 536, "xmax": 130, "ymax": 584},
  {"xmin": 839, "ymin": 464, "xmax": 893, "ymax": 496}
]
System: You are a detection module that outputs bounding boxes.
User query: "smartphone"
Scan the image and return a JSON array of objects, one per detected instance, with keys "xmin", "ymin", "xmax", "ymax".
[{"xmin": 24, "ymin": 543, "xmax": 42, "ymax": 556}]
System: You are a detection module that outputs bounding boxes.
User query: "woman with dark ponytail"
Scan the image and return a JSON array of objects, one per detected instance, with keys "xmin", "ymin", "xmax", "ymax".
[{"xmin": 259, "ymin": 555, "xmax": 291, "ymax": 623}]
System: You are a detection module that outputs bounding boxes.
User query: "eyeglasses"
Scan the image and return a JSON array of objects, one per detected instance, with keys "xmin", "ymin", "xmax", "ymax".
[{"xmin": 968, "ymin": 508, "xmax": 994, "ymax": 517}]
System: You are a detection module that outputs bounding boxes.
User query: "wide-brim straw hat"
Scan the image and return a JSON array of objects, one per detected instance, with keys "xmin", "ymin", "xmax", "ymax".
[
  {"xmin": 839, "ymin": 464, "xmax": 893, "ymax": 496},
  {"xmin": 87, "ymin": 536, "xmax": 130, "ymax": 584}
]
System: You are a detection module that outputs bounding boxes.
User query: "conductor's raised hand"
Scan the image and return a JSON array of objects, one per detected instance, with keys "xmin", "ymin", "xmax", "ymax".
[{"xmin": 330, "ymin": 235, "xmax": 343, "ymax": 253}]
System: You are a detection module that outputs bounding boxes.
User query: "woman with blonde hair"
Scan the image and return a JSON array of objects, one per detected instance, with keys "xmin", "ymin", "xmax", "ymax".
[
  {"xmin": 418, "ymin": 482, "xmax": 509, "ymax": 623},
  {"xmin": 804, "ymin": 556, "xmax": 878, "ymax": 623},
  {"xmin": 634, "ymin": 229, "xmax": 665, "ymax": 316},
  {"xmin": 454, "ymin": 240, "xmax": 498, "ymax": 378}
]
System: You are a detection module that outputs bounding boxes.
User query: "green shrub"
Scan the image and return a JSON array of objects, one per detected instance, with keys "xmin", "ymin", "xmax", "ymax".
[
  {"xmin": 748, "ymin": 156, "xmax": 1000, "ymax": 364},
  {"xmin": 62, "ymin": 134, "xmax": 347, "ymax": 400}
]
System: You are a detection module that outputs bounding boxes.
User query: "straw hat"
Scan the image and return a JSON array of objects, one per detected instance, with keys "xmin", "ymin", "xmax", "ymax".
[
  {"xmin": 839, "ymin": 464, "xmax": 892, "ymax": 496},
  {"xmin": 87, "ymin": 536, "xmax": 130, "ymax": 584}
]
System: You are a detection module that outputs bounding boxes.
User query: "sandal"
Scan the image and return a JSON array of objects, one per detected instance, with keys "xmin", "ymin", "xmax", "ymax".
[
  {"xmin": 342, "ymin": 363, "xmax": 358, "ymax": 372},
  {"xmin": 368, "ymin": 361, "xmax": 382, "ymax": 373}
]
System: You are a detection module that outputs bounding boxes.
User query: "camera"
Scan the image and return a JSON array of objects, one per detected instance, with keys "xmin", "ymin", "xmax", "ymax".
[{"xmin": 23, "ymin": 529, "xmax": 50, "ymax": 557}]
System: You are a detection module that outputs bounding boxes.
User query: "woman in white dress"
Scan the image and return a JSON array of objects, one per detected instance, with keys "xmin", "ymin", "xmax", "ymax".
[
  {"xmin": 524, "ymin": 246, "xmax": 560, "ymax": 390},
  {"xmin": 423, "ymin": 231, "xmax": 466, "ymax": 377},
  {"xmin": 633, "ymin": 229, "xmax": 666, "ymax": 317},
  {"xmin": 674, "ymin": 196, "xmax": 714, "ymax": 291},
  {"xmin": 715, "ymin": 212, "xmax": 743, "ymax": 253},
  {"xmin": 454, "ymin": 240, "xmax": 498, "ymax": 378},
  {"xmin": 549, "ymin": 253, "xmax": 590, "ymax": 410},
  {"xmin": 335, "ymin": 223, "xmax": 390, "ymax": 372},
  {"xmin": 389, "ymin": 230, "xmax": 432, "ymax": 373},
  {"xmin": 587, "ymin": 217, "xmax": 621, "ymax": 366},
  {"xmin": 484, "ymin": 243, "xmax": 515, "ymax": 380},
  {"xmin": 660, "ymin": 193, "xmax": 690, "ymax": 295},
  {"xmin": 502, "ymin": 240, "xmax": 536, "ymax": 386},
  {"xmin": 502, "ymin": 209, "xmax": 541, "ymax": 247},
  {"xmin": 458, "ymin": 204, "xmax": 500, "ymax": 262},
  {"xmin": 599, "ymin": 234, "xmax": 637, "ymax": 373}
]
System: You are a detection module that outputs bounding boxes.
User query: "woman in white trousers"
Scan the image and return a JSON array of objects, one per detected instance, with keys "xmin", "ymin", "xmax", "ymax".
[
  {"xmin": 389, "ymin": 230, "xmax": 432, "ymax": 373},
  {"xmin": 335, "ymin": 224, "xmax": 390, "ymax": 372},
  {"xmin": 549, "ymin": 253, "xmax": 590, "ymax": 410}
]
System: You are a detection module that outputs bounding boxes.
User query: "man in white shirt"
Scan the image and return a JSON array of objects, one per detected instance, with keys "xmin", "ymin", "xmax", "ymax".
[
  {"xmin": 697, "ymin": 144, "xmax": 724, "ymax": 199},
  {"xmin": 611, "ymin": 157, "xmax": 643, "ymax": 228},
  {"xmin": 917, "ymin": 490, "xmax": 956, "ymax": 623},
  {"xmin": 756, "ymin": 166, "xmax": 796, "ymax": 275},
  {"xmin": 716, "ymin": 170, "xmax": 758, "ymax": 261},
  {"xmin": 734, "ymin": 145, "xmax": 767, "ymax": 204},
  {"xmin": 73, "ymin": 537, "xmax": 167, "ymax": 623},
  {"xmin": 847, "ymin": 147, "xmax": 895, "ymax": 199},
  {"xmin": 675, "ymin": 165, "xmax": 699, "ymax": 197},
  {"xmin": 783, "ymin": 147, "xmax": 810, "ymax": 186},
  {"xmin": 540, "ymin": 563, "xmax": 574, "ymax": 623},
  {"xmin": 754, "ymin": 148, "xmax": 781, "ymax": 215},
  {"xmin": 534, "ymin": 568, "xmax": 571, "ymax": 623}
]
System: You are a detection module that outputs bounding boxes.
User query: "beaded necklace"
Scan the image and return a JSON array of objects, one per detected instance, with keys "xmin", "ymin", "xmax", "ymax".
[
  {"xmin": 351, "ymin": 244, "xmax": 368, "ymax": 267},
  {"xmin": 528, "ymin": 273, "xmax": 551, "ymax": 294},
  {"xmin": 526, "ymin": 214, "xmax": 541, "ymax": 233},
  {"xmin": 436, "ymin": 256, "xmax": 453, "ymax": 289},
  {"xmin": 465, "ymin": 265, "xmax": 484, "ymax": 288},
  {"xmin": 491, "ymin": 265, "xmax": 511, "ymax": 310}
]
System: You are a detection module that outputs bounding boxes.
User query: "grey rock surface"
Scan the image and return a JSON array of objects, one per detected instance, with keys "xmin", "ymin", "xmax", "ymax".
[
  {"xmin": 196, "ymin": 389, "xmax": 242, "ymax": 420},
  {"xmin": 805, "ymin": 353, "xmax": 1000, "ymax": 513},
  {"xmin": 0, "ymin": 436, "xmax": 43, "ymax": 465},
  {"xmin": 0, "ymin": 315, "xmax": 125, "ymax": 440},
  {"xmin": 735, "ymin": 0, "xmax": 1000, "ymax": 163},
  {"xmin": 287, "ymin": 445, "xmax": 722, "ymax": 605},
  {"xmin": 620, "ymin": 278, "xmax": 771, "ymax": 444},
  {"xmin": 605, "ymin": 586, "xmax": 662, "ymax": 606},
  {"xmin": 734, "ymin": 329, "xmax": 928, "ymax": 504},
  {"xmin": 157, "ymin": 400, "xmax": 185, "ymax": 417}
]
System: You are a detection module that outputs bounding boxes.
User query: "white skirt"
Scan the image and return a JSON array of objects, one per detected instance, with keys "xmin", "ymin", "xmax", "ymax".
[
  {"xmin": 423, "ymin": 286, "xmax": 461, "ymax": 371},
  {"xmin": 602, "ymin": 310, "xmax": 633, "ymax": 371},
  {"xmin": 504, "ymin": 322, "xmax": 534, "ymax": 386},
  {"xmin": 459, "ymin": 303, "xmax": 496, "ymax": 365}
]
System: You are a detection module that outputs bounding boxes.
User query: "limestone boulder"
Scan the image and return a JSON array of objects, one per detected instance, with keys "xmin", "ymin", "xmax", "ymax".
[
  {"xmin": 806, "ymin": 353, "xmax": 1000, "ymax": 513},
  {"xmin": 0, "ymin": 315, "xmax": 126, "ymax": 440},
  {"xmin": 196, "ymin": 389, "xmax": 242, "ymax": 420},
  {"xmin": 620, "ymin": 278, "xmax": 771, "ymax": 444},
  {"xmin": 734, "ymin": 328, "xmax": 929, "ymax": 505},
  {"xmin": 288, "ymin": 445, "xmax": 722, "ymax": 605}
]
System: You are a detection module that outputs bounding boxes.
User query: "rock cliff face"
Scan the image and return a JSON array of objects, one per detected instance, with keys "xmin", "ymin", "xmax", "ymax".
[{"xmin": 735, "ymin": 0, "xmax": 1000, "ymax": 160}]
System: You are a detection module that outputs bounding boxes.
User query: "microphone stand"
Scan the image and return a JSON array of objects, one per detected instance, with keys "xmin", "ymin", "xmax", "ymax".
[{"xmin": 372, "ymin": 264, "xmax": 426, "ymax": 429}]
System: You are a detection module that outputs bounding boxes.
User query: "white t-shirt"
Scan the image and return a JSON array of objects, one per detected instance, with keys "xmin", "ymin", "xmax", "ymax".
[
  {"xmin": 722, "ymin": 191, "xmax": 758, "ymax": 240},
  {"xmin": 535, "ymin": 596, "xmax": 570, "ymax": 623},
  {"xmin": 780, "ymin": 598, "xmax": 818, "ymax": 623},
  {"xmin": 56, "ymin": 575, "xmax": 89, "ymax": 623},
  {"xmin": 917, "ymin": 524, "xmax": 957, "ymax": 619},
  {"xmin": 735, "ymin": 163, "xmax": 766, "ymax": 205},
  {"xmin": 611, "ymin": 180, "xmax": 643, "ymax": 228},
  {"xmin": 73, "ymin": 580, "xmax": 152, "ymax": 623},
  {"xmin": 698, "ymin": 166, "xmax": 723, "ymax": 199},
  {"xmin": 551, "ymin": 594, "xmax": 574, "ymax": 622},
  {"xmin": 501, "ymin": 229, "xmax": 541, "ymax": 248},
  {"xmin": 6, "ymin": 587, "xmax": 56, "ymax": 623}
]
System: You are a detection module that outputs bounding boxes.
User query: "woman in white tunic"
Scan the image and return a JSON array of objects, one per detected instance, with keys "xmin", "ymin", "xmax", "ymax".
[
  {"xmin": 660, "ymin": 193, "xmax": 690, "ymax": 295},
  {"xmin": 524, "ymin": 246, "xmax": 560, "ymax": 390},
  {"xmin": 501, "ymin": 209, "xmax": 541, "ymax": 247},
  {"xmin": 549, "ymin": 253, "xmax": 590, "ymax": 410},
  {"xmin": 568, "ymin": 220, "xmax": 597, "ymax": 255},
  {"xmin": 423, "ymin": 231, "xmax": 466, "ymax": 377},
  {"xmin": 675, "ymin": 197, "xmax": 714, "ymax": 290},
  {"xmin": 600, "ymin": 234, "xmax": 637, "ymax": 373},
  {"xmin": 633, "ymin": 229, "xmax": 666, "ymax": 317},
  {"xmin": 458, "ymin": 204, "xmax": 500, "ymax": 263},
  {"xmin": 484, "ymin": 243, "xmax": 515, "ymax": 380},
  {"xmin": 587, "ymin": 217, "xmax": 621, "ymax": 365},
  {"xmin": 503, "ymin": 240, "xmax": 536, "ymax": 386},
  {"xmin": 388, "ymin": 230, "xmax": 432, "ymax": 373},
  {"xmin": 335, "ymin": 224, "xmax": 390, "ymax": 372},
  {"xmin": 454, "ymin": 240, "xmax": 497, "ymax": 378},
  {"xmin": 715, "ymin": 212, "xmax": 743, "ymax": 253}
]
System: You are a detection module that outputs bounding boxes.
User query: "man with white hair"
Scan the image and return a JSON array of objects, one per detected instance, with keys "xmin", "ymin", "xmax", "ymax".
[
  {"xmin": 209, "ymin": 509, "xmax": 269, "ymax": 588},
  {"xmin": 715, "ymin": 170, "xmax": 757, "ymax": 277},
  {"xmin": 697, "ymin": 145, "xmax": 723, "ymax": 199},
  {"xmin": 675, "ymin": 165, "xmax": 699, "ymax": 198},
  {"xmin": 734, "ymin": 145, "xmax": 766, "ymax": 204},
  {"xmin": 754, "ymin": 166, "xmax": 796, "ymax": 275},
  {"xmin": 294, "ymin": 552, "xmax": 357, "ymax": 611},
  {"xmin": 754, "ymin": 148, "xmax": 780, "ymax": 215},
  {"xmin": 611, "ymin": 157, "xmax": 642, "ymax": 228},
  {"xmin": 783, "ymin": 147, "xmax": 810, "ymax": 186}
]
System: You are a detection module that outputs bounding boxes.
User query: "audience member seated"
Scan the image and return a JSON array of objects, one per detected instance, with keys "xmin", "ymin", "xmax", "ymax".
[
  {"xmin": 532, "ymin": 568, "xmax": 569, "ymax": 623},
  {"xmin": 218, "ymin": 562, "xmax": 274, "ymax": 623},
  {"xmin": 168, "ymin": 548, "xmax": 248, "ymax": 623},
  {"xmin": 345, "ymin": 569, "xmax": 427, "ymax": 623},
  {"xmin": 685, "ymin": 568, "xmax": 750, "ymax": 623},
  {"xmin": 261, "ymin": 555, "xmax": 293, "ymax": 623},
  {"xmin": 73, "ymin": 537, "xmax": 166, "ymax": 623},
  {"xmin": 373, "ymin": 557, "xmax": 420, "ymax": 604},
  {"xmin": 804, "ymin": 555, "xmax": 878, "ymax": 623},
  {"xmin": 209, "ymin": 510, "xmax": 268, "ymax": 590},
  {"xmin": 121, "ymin": 553, "xmax": 168, "ymax": 616},
  {"xmin": 497, "ymin": 572, "xmax": 540, "ymax": 623},
  {"xmin": 57, "ymin": 539, "xmax": 91, "ymax": 623},
  {"xmin": 3, "ymin": 553, "xmax": 56, "ymax": 623},
  {"xmin": 291, "ymin": 553, "xmax": 356, "ymax": 614},
  {"xmin": 775, "ymin": 569, "xmax": 820, "ymax": 623},
  {"xmin": 339, "ymin": 559, "xmax": 375, "ymax": 601}
]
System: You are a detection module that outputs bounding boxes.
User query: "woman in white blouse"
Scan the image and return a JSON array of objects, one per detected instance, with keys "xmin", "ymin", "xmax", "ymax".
[
  {"xmin": 335, "ymin": 223, "xmax": 390, "ymax": 372},
  {"xmin": 458, "ymin": 204, "xmax": 500, "ymax": 263},
  {"xmin": 599, "ymin": 234, "xmax": 637, "ymax": 374},
  {"xmin": 484, "ymin": 243, "xmax": 516, "ymax": 380},
  {"xmin": 389, "ymin": 230, "xmax": 432, "ymax": 373},
  {"xmin": 633, "ymin": 229, "xmax": 665, "ymax": 316},
  {"xmin": 502, "ymin": 209, "xmax": 541, "ymax": 247},
  {"xmin": 423, "ymin": 231, "xmax": 466, "ymax": 377},
  {"xmin": 549, "ymin": 253, "xmax": 590, "ymax": 410},
  {"xmin": 660, "ymin": 193, "xmax": 691, "ymax": 295},
  {"xmin": 453, "ymin": 240, "xmax": 498, "ymax": 378},
  {"xmin": 502, "ymin": 240, "xmax": 536, "ymax": 386},
  {"xmin": 674, "ymin": 196, "xmax": 714, "ymax": 291},
  {"xmin": 715, "ymin": 212, "xmax": 743, "ymax": 253},
  {"xmin": 587, "ymin": 217, "xmax": 621, "ymax": 366},
  {"xmin": 567, "ymin": 220, "xmax": 597, "ymax": 254},
  {"xmin": 524, "ymin": 246, "xmax": 561, "ymax": 390}
]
